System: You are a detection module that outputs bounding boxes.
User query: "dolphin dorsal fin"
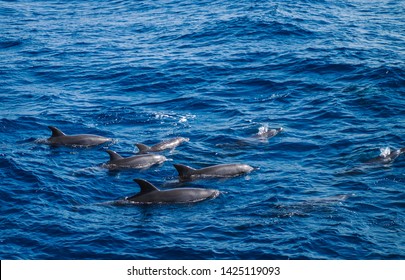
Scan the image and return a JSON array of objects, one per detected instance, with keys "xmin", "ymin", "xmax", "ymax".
[
  {"xmin": 173, "ymin": 164, "xmax": 196, "ymax": 178},
  {"xmin": 106, "ymin": 150, "xmax": 123, "ymax": 162},
  {"xmin": 135, "ymin": 143, "xmax": 150, "ymax": 154},
  {"xmin": 48, "ymin": 126, "xmax": 66, "ymax": 137},
  {"xmin": 133, "ymin": 179, "xmax": 159, "ymax": 195}
]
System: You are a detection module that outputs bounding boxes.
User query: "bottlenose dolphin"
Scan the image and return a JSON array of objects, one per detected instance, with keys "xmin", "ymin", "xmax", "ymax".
[
  {"xmin": 124, "ymin": 179, "xmax": 219, "ymax": 204},
  {"xmin": 173, "ymin": 163, "xmax": 254, "ymax": 181},
  {"xmin": 338, "ymin": 147, "xmax": 405, "ymax": 176},
  {"xmin": 365, "ymin": 147, "xmax": 405, "ymax": 165},
  {"xmin": 47, "ymin": 126, "xmax": 112, "ymax": 147},
  {"xmin": 135, "ymin": 137, "xmax": 189, "ymax": 153},
  {"xmin": 216, "ymin": 126, "xmax": 283, "ymax": 149},
  {"xmin": 105, "ymin": 150, "xmax": 167, "ymax": 169}
]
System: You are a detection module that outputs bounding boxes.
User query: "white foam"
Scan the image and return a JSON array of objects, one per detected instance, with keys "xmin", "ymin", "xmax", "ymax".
[
  {"xmin": 178, "ymin": 116, "xmax": 188, "ymax": 123},
  {"xmin": 379, "ymin": 147, "xmax": 391, "ymax": 157},
  {"xmin": 257, "ymin": 124, "xmax": 269, "ymax": 135}
]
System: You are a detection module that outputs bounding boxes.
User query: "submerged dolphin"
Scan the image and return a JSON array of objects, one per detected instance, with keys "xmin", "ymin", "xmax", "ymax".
[
  {"xmin": 124, "ymin": 179, "xmax": 219, "ymax": 204},
  {"xmin": 274, "ymin": 194, "xmax": 353, "ymax": 218},
  {"xmin": 105, "ymin": 150, "xmax": 167, "ymax": 169},
  {"xmin": 47, "ymin": 126, "xmax": 112, "ymax": 147},
  {"xmin": 216, "ymin": 126, "xmax": 283, "ymax": 149},
  {"xmin": 338, "ymin": 147, "xmax": 405, "ymax": 176},
  {"xmin": 365, "ymin": 147, "xmax": 405, "ymax": 165},
  {"xmin": 173, "ymin": 163, "xmax": 254, "ymax": 181},
  {"xmin": 135, "ymin": 137, "xmax": 189, "ymax": 154}
]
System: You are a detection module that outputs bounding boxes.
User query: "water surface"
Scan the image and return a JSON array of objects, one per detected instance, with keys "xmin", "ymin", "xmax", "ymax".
[{"xmin": 1, "ymin": 0, "xmax": 404, "ymax": 259}]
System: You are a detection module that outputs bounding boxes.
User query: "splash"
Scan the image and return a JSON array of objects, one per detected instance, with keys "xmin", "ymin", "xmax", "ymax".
[
  {"xmin": 178, "ymin": 113, "xmax": 196, "ymax": 124},
  {"xmin": 257, "ymin": 124, "xmax": 269, "ymax": 136},
  {"xmin": 379, "ymin": 147, "xmax": 391, "ymax": 158},
  {"xmin": 255, "ymin": 124, "xmax": 283, "ymax": 139}
]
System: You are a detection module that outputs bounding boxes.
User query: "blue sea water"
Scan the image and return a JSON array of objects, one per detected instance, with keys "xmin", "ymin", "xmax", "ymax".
[{"xmin": 1, "ymin": 0, "xmax": 404, "ymax": 260}]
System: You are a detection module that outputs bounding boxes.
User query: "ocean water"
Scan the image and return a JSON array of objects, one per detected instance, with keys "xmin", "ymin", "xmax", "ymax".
[{"xmin": 1, "ymin": 0, "xmax": 404, "ymax": 260}]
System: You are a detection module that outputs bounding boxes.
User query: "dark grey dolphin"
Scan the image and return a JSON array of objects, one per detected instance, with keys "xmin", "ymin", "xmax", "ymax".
[
  {"xmin": 365, "ymin": 147, "xmax": 405, "ymax": 165},
  {"xmin": 135, "ymin": 137, "xmax": 189, "ymax": 154},
  {"xmin": 124, "ymin": 179, "xmax": 219, "ymax": 204},
  {"xmin": 105, "ymin": 150, "xmax": 167, "ymax": 169},
  {"xmin": 47, "ymin": 126, "xmax": 112, "ymax": 147},
  {"xmin": 173, "ymin": 163, "xmax": 254, "ymax": 181}
]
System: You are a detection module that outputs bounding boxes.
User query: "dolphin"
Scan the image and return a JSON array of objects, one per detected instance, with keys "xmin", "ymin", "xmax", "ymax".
[
  {"xmin": 104, "ymin": 150, "xmax": 167, "ymax": 169},
  {"xmin": 216, "ymin": 126, "xmax": 283, "ymax": 149},
  {"xmin": 47, "ymin": 126, "xmax": 112, "ymax": 147},
  {"xmin": 124, "ymin": 179, "xmax": 219, "ymax": 204},
  {"xmin": 365, "ymin": 147, "xmax": 405, "ymax": 165},
  {"xmin": 338, "ymin": 147, "xmax": 405, "ymax": 176},
  {"xmin": 173, "ymin": 163, "xmax": 254, "ymax": 181},
  {"xmin": 135, "ymin": 137, "xmax": 189, "ymax": 154}
]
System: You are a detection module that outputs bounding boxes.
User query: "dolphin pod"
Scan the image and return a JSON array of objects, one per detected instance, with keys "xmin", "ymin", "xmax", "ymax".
[
  {"xmin": 173, "ymin": 163, "xmax": 254, "ymax": 181},
  {"xmin": 135, "ymin": 137, "xmax": 189, "ymax": 154},
  {"xmin": 105, "ymin": 150, "xmax": 167, "ymax": 169},
  {"xmin": 124, "ymin": 179, "xmax": 219, "ymax": 204},
  {"xmin": 42, "ymin": 125, "xmax": 403, "ymax": 206},
  {"xmin": 47, "ymin": 126, "xmax": 112, "ymax": 147},
  {"xmin": 43, "ymin": 125, "xmax": 257, "ymax": 204}
]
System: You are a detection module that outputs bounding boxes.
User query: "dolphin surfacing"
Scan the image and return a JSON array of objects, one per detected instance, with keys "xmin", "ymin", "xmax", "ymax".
[
  {"xmin": 173, "ymin": 163, "xmax": 254, "ymax": 181},
  {"xmin": 104, "ymin": 150, "xmax": 167, "ymax": 169},
  {"xmin": 124, "ymin": 179, "xmax": 219, "ymax": 204},
  {"xmin": 47, "ymin": 126, "xmax": 112, "ymax": 147},
  {"xmin": 135, "ymin": 137, "xmax": 189, "ymax": 154},
  {"xmin": 365, "ymin": 147, "xmax": 405, "ymax": 165}
]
